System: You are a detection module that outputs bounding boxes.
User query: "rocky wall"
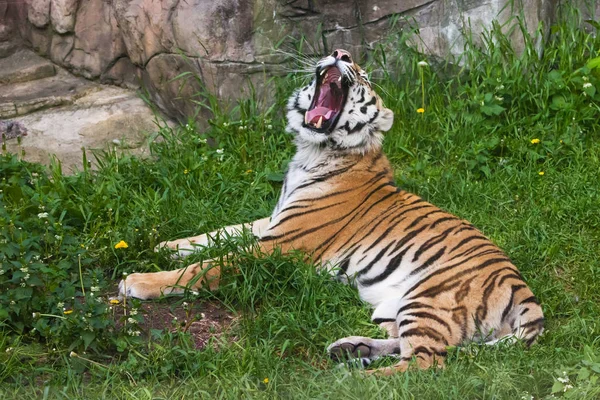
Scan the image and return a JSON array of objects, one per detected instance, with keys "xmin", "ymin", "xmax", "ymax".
[{"xmin": 2, "ymin": 0, "xmax": 599, "ymax": 121}]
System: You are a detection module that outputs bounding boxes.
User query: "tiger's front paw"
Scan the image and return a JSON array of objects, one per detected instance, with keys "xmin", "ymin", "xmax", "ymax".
[{"xmin": 116, "ymin": 271, "xmax": 180, "ymax": 300}]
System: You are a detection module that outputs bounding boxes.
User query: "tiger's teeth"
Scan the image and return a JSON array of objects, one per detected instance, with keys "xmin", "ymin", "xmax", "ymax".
[
  {"xmin": 338, "ymin": 76, "xmax": 342, "ymax": 82},
  {"xmin": 320, "ymin": 69, "xmax": 326, "ymax": 76},
  {"xmin": 304, "ymin": 113, "xmax": 309, "ymax": 124},
  {"xmin": 316, "ymin": 116, "xmax": 323, "ymax": 129}
]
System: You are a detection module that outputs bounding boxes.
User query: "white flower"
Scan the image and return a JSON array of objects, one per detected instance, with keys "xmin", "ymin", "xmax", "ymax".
[
  {"xmin": 23, "ymin": 274, "xmax": 30, "ymax": 280},
  {"xmin": 130, "ymin": 309, "xmax": 138, "ymax": 316},
  {"xmin": 37, "ymin": 212, "xmax": 49, "ymax": 219},
  {"xmin": 32, "ymin": 312, "xmax": 40, "ymax": 318},
  {"xmin": 267, "ymin": 124, "xmax": 273, "ymax": 130},
  {"xmin": 55, "ymin": 235, "xmax": 62, "ymax": 240},
  {"xmin": 5, "ymin": 347, "xmax": 13, "ymax": 353},
  {"xmin": 199, "ymin": 138, "xmax": 207, "ymax": 144},
  {"xmin": 495, "ymin": 96, "xmax": 504, "ymax": 101},
  {"xmin": 216, "ymin": 148, "xmax": 224, "ymax": 154},
  {"xmin": 90, "ymin": 286, "xmax": 99, "ymax": 292},
  {"xmin": 417, "ymin": 60, "xmax": 428, "ymax": 67},
  {"xmin": 127, "ymin": 317, "xmax": 136, "ymax": 324},
  {"xmin": 583, "ymin": 82, "xmax": 592, "ymax": 89},
  {"xmin": 564, "ymin": 384, "xmax": 573, "ymax": 392},
  {"xmin": 20, "ymin": 267, "xmax": 28, "ymax": 273}
]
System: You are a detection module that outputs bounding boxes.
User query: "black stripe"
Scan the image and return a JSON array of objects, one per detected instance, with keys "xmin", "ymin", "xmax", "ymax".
[
  {"xmin": 429, "ymin": 216, "xmax": 459, "ymax": 229},
  {"xmin": 360, "ymin": 244, "xmax": 413, "ymax": 286},
  {"xmin": 409, "ymin": 246, "xmax": 447, "ymax": 277},
  {"xmin": 404, "ymin": 210, "xmax": 445, "ymax": 231},
  {"xmin": 498, "ymin": 273, "xmax": 524, "ymax": 286},
  {"xmin": 453, "ymin": 225, "xmax": 477, "ymax": 235},
  {"xmin": 412, "ymin": 226, "xmax": 455, "ymax": 262},
  {"xmin": 449, "ymin": 235, "xmax": 486, "ymax": 254},
  {"xmin": 399, "ymin": 319, "xmax": 417, "ymax": 328},
  {"xmin": 372, "ymin": 318, "xmax": 395, "ymax": 324},
  {"xmin": 481, "ymin": 266, "xmax": 519, "ymax": 288},
  {"xmin": 520, "ymin": 295, "xmax": 540, "ymax": 305},
  {"xmin": 450, "ymin": 242, "xmax": 497, "ymax": 262},
  {"xmin": 400, "ymin": 327, "xmax": 449, "ymax": 345},
  {"xmin": 390, "ymin": 224, "xmax": 429, "ymax": 255},
  {"xmin": 356, "ymin": 241, "xmax": 397, "ymax": 278},
  {"xmin": 405, "ymin": 311, "xmax": 452, "ymax": 334},
  {"xmin": 268, "ymin": 201, "xmax": 345, "ymax": 230},
  {"xmin": 397, "ymin": 301, "xmax": 433, "ymax": 316},
  {"xmin": 500, "ymin": 284, "xmax": 527, "ymax": 322},
  {"xmin": 520, "ymin": 317, "xmax": 545, "ymax": 329}
]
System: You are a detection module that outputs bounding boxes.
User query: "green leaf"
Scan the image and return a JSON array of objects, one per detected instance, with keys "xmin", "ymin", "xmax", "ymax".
[
  {"xmin": 82, "ymin": 331, "xmax": 96, "ymax": 348},
  {"xmin": 552, "ymin": 381, "xmax": 565, "ymax": 393},
  {"xmin": 586, "ymin": 56, "xmax": 600, "ymax": 70},
  {"xmin": 480, "ymin": 104, "xmax": 505, "ymax": 116},
  {"xmin": 578, "ymin": 367, "xmax": 590, "ymax": 381}
]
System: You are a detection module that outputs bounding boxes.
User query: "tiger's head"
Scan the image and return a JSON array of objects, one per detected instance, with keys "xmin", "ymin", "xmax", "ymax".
[{"xmin": 286, "ymin": 49, "xmax": 394, "ymax": 152}]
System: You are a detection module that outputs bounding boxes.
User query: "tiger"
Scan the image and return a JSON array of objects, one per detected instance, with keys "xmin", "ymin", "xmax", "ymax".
[{"xmin": 118, "ymin": 49, "xmax": 544, "ymax": 374}]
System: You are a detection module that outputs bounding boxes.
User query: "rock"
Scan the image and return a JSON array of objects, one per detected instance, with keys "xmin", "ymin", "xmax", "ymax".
[
  {"xmin": 0, "ymin": 41, "xmax": 18, "ymax": 58},
  {"xmin": 49, "ymin": 33, "xmax": 74, "ymax": 64},
  {"xmin": 0, "ymin": 49, "xmax": 56, "ymax": 85},
  {"xmin": 2, "ymin": 85, "xmax": 166, "ymax": 173},
  {"xmin": 142, "ymin": 53, "xmax": 204, "ymax": 121},
  {"xmin": 112, "ymin": 0, "xmax": 176, "ymax": 65},
  {"xmin": 0, "ymin": 65, "xmax": 94, "ymax": 118},
  {"xmin": 100, "ymin": 57, "xmax": 141, "ymax": 88},
  {"xmin": 65, "ymin": 0, "xmax": 126, "ymax": 79},
  {"xmin": 27, "ymin": 0, "xmax": 51, "ymax": 28},
  {"xmin": 50, "ymin": 0, "xmax": 78, "ymax": 34},
  {"xmin": 172, "ymin": 0, "xmax": 256, "ymax": 63}
]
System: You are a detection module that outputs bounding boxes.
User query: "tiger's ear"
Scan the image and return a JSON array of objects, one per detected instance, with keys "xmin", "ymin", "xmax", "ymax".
[{"xmin": 377, "ymin": 107, "xmax": 394, "ymax": 132}]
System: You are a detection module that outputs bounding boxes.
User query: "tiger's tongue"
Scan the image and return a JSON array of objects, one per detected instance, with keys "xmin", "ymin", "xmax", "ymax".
[{"xmin": 306, "ymin": 107, "xmax": 335, "ymax": 124}]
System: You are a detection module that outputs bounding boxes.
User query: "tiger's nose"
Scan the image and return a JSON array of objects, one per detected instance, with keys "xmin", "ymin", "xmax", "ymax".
[{"xmin": 331, "ymin": 49, "xmax": 352, "ymax": 63}]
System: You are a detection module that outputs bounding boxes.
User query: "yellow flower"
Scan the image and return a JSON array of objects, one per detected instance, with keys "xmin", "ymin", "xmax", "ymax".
[
  {"xmin": 114, "ymin": 240, "xmax": 129, "ymax": 249},
  {"xmin": 183, "ymin": 169, "xmax": 189, "ymax": 174},
  {"xmin": 245, "ymin": 169, "xmax": 253, "ymax": 174},
  {"xmin": 416, "ymin": 108, "xmax": 425, "ymax": 114},
  {"xmin": 63, "ymin": 310, "xmax": 73, "ymax": 315},
  {"xmin": 109, "ymin": 299, "xmax": 121, "ymax": 305},
  {"xmin": 538, "ymin": 171, "xmax": 545, "ymax": 176},
  {"xmin": 530, "ymin": 138, "xmax": 541, "ymax": 144},
  {"xmin": 263, "ymin": 378, "xmax": 269, "ymax": 384}
]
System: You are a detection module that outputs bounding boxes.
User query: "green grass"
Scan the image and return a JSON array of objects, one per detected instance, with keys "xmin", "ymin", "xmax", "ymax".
[{"xmin": 2, "ymin": 6, "xmax": 600, "ymax": 399}]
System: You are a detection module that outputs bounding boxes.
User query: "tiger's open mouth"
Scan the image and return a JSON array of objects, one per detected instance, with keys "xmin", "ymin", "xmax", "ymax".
[{"xmin": 304, "ymin": 65, "xmax": 349, "ymax": 133}]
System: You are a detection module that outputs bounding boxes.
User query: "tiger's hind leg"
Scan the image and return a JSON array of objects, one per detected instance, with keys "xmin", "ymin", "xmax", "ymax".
[
  {"xmin": 366, "ymin": 330, "xmax": 449, "ymax": 375},
  {"xmin": 327, "ymin": 337, "xmax": 401, "ymax": 367}
]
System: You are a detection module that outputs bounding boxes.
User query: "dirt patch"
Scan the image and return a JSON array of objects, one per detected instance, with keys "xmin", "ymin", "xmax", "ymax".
[{"xmin": 135, "ymin": 300, "xmax": 237, "ymax": 349}]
